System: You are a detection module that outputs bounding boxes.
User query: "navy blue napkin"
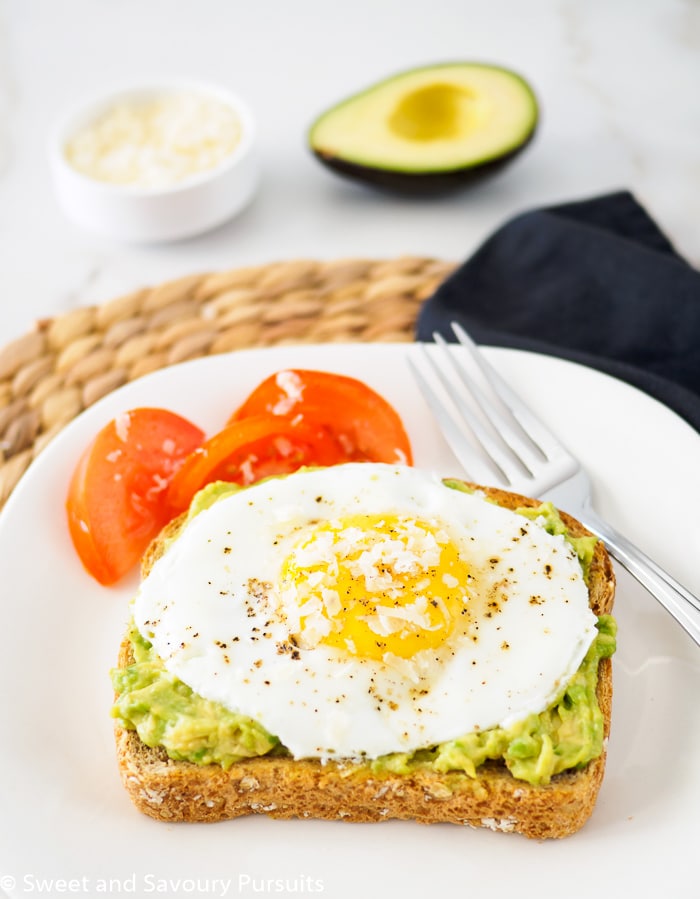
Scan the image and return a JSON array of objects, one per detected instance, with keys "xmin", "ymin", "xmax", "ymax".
[{"xmin": 416, "ymin": 191, "xmax": 700, "ymax": 432}]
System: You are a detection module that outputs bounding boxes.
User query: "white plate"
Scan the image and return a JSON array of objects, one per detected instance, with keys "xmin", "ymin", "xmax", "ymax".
[{"xmin": 1, "ymin": 344, "xmax": 699, "ymax": 899}]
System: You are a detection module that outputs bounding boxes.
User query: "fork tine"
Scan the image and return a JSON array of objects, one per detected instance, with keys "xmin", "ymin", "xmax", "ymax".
[
  {"xmin": 450, "ymin": 321, "xmax": 570, "ymax": 462},
  {"xmin": 407, "ymin": 356, "xmax": 507, "ymax": 485},
  {"xmin": 411, "ymin": 323, "xmax": 581, "ymax": 495},
  {"xmin": 432, "ymin": 330, "xmax": 543, "ymax": 475},
  {"xmin": 417, "ymin": 340, "xmax": 531, "ymax": 485}
]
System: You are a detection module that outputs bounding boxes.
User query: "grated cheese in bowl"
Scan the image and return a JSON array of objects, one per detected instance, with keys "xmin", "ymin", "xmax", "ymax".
[
  {"xmin": 64, "ymin": 91, "xmax": 243, "ymax": 189},
  {"xmin": 49, "ymin": 80, "xmax": 259, "ymax": 241}
]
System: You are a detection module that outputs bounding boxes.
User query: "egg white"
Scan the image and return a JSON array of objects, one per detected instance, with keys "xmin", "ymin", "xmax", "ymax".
[{"xmin": 132, "ymin": 463, "xmax": 598, "ymax": 760}]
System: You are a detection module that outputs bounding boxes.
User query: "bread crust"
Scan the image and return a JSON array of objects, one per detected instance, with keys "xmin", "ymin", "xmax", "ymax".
[{"xmin": 114, "ymin": 482, "xmax": 615, "ymax": 839}]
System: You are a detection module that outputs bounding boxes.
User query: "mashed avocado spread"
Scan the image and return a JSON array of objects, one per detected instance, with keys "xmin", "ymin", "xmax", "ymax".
[{"xmin": 111, "ymin": 479, "xmax": 616, "ymax": 786}]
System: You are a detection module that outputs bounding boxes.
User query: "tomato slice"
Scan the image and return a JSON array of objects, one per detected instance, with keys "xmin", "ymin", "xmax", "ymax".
[
  {"xmin": 230, "ymin": 370, "xmax": 413, "ymax": 465},
  {"xmin": 167, "ymin": 413, "xmax": 347, "ymax": 514},
  {"xmin": 66, "ymin": 408, "xmax": 204, "ymax": 585}
]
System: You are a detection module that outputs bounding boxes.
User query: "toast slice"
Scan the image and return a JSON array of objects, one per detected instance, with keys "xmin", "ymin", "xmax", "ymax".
[{"xmin": 113, "ymin": 483, "xmax": 615, "ymax": 839}]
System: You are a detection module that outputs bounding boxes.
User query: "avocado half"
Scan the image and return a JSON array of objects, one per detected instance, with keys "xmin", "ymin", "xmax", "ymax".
[{"xmin": 308, "ymin": 62, "xmax": 539, "ymax": 195}]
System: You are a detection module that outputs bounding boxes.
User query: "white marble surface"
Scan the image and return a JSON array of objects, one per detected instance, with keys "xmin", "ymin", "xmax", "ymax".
[{"xmin": 1, "ymin": 0, "xmax": 699, "ymax": 344}]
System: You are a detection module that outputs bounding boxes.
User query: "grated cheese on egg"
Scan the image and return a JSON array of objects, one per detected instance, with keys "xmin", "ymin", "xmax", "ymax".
[
  {"xmin": 64, "ymin": 90, "xmax": 242, "ymax": 188},
  {"xmin": 362, "ymin": 598, "xmax": 435, "ymax": 637},
  {"xmin": 281, "ymin": 512, "xmax": 473, "ymax": 669}
]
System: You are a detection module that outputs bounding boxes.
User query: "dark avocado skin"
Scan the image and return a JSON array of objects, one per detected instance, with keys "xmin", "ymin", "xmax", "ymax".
[{"xmin": 311, "ymin": 129, "xmax": 537, "ymax": 196}]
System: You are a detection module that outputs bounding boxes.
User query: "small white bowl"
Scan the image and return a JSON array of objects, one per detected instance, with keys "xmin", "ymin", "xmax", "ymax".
[{"xmin": 49, "ymin": 80, "xmax": 260, "ymax": 243}]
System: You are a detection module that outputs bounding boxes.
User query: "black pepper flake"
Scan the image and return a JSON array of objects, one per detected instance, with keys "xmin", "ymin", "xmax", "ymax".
[
  {"xmin": 276, "ymin": 640, "xmax": 301, "ymax": 660},
  {"xmin": 223, "ymin": 546, "xmax": 232, "ymax": 554}
]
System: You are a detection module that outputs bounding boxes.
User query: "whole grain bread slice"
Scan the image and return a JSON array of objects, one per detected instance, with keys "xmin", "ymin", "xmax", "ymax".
[{"xmin": 113, "ymin": 483, "xmax": 615, "ymax": 839}]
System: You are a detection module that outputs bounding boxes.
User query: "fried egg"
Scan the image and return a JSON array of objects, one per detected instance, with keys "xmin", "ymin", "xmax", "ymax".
[{"xmin": 133, "ymin": 463, "xmax": 597, "ymax": 760}]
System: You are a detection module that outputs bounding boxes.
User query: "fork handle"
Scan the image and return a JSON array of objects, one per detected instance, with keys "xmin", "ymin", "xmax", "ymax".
[{"xmin": 581, "ymin": 506, "xmax": 700, "ymax": 647}]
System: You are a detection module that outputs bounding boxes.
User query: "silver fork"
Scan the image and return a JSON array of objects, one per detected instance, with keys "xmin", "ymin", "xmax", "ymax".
[{"xmin": 409, "ymin": 321, "xmax": 700, "ymax": 647}]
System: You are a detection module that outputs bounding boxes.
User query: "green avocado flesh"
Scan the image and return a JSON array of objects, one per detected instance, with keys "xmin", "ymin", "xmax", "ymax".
[
  {"xmin": 111, "ymin": 480, "xmax": 615, "ymax": 786},
  {"xmin": 308, "ymin": 62, "xmax": 538, "ymax": 192}
]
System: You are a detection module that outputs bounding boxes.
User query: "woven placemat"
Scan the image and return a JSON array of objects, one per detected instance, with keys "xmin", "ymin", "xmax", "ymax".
[{"xmin": 0, "ymin": 255, "xmax": 455, "ymax": 508}]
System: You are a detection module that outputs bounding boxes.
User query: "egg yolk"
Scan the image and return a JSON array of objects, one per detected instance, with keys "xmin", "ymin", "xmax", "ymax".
[{"xmin": 280, "ymin": 514, "xmax": 471, "ymax": 662}]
